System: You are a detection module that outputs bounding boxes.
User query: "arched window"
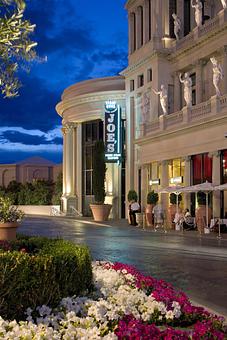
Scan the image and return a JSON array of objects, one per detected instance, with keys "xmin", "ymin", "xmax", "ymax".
[
  {"xmin": 130, "ymin": 12, "xmax": 136, "ymax": 53},
  {"xmin": 148, "ymin": 0, "xmax": 152, "ymax": 41},
  {"xmin": 138, "ymin": 6, "xmax": 144, "ymax": 47}
]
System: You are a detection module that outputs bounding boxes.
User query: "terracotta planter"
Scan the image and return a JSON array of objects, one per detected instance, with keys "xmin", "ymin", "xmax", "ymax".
[
  {"xmin": 90, "ymin": 204, "xmax": 112, "ymax": 222},
  {"xmin": 0, "ymin": 222, "xmax": 19, "ymax": 241},
  {"xmin": 195, "ymin": 205, "xmax": 211, "ymax": 234},
  {"xmin": 168, "ymin": 204, "xmax": 177, "ymax": 229}
]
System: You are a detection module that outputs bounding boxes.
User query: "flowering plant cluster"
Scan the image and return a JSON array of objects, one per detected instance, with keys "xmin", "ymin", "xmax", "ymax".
[
  {"xmin": 0, "ymin": 261, "xmax": 225, "ymax": 339},
  {"xmin": 0, "ymin": 196, "xmax": 24, "ymax": 223}
]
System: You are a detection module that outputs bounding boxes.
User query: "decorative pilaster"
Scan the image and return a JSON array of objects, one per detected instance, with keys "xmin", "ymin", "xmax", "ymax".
[
  {"xmin": 160, "ymin": 160, "xmax": 169, "ymax": 213},
  {"xmin": 195, "ymin": 59, "xmax": 203, "ymax": 104},
  {"xmin": 174, "ymin": 72, "xmax": 180, "ymax": 111},
  {"xmin": 141, "ymin": 164, "xmax": 149, "ymax": 212},
  {"xmin": 223, "ymin": 46, "xmax": 227, "ymax": 94},
  {"xmin": 183, "ymin": 156, "xmax": 191, "ymax": 210},
  {"xmin": 212, "ymin": 151, "xmax": 221, "ymax": 218}
]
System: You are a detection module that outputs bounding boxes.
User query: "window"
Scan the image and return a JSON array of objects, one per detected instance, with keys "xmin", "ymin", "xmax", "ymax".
[
  {"xmin": 168, "ymin": 159, "xmax": 185, "ymax": 182},
  {"xmin": 184, "ymin": 0, "xmax": 191, "ymax": 36},
  {"xmin": 147, "ymin": 68, "xmax": 152, "ymax": 82},
  {"xmin": 221, "ymin": 150, "xmax": 227, "ymax": 184},
  {"xmin": 148, "ymin": 0, "xmax": 152, "ymax": 41},
  {"xmin": 169, "ymin": 0, "xmax": 177, "ymax": 38},
  {"xmin": 82, "ymin": 120, "xmax": 103, "ymax": 196},
  {"xmin": 130, "ymin": 79, "xmax": 135, "ymax": 91},
  {"xmin": 138, "ymin": 6, "xmax": 144, "ymax": 47},
  {"xmin": 138, "ymin": 74, "xmax": 144, "ymax": 88},
  {"xmin": 130, "ymin": 13, "xmax": 136, "ymax": 52},
  {"xmin": 192, "ymin": 153, "xmax": 212, "ymax": 184},
  {"xmin": 191, "ymin": 73, "xmax": 196, "ymax": 106}
]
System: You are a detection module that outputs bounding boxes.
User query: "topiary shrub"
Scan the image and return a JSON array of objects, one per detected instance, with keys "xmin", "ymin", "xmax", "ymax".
[
  {"xmin": 93, "ymin": 141, "xmax": 106, "ymax": 204},
  {"xmin": 197, "ymin": 191, "xmax": 206, "ymax": 205},
  {"xmin": 147, "ymin": 191, "xmax": 159, "ymax": 205},
  {"xmin": 0, "ymin": 236, "xmax": 92, "ymax": 320},
  {"xmin": 127, "ymin": 190, "xmax": 138, "ymax": 202},
  {"xmin": 170, "ymin": 193, "xmax": 182, "ymax": 205}
]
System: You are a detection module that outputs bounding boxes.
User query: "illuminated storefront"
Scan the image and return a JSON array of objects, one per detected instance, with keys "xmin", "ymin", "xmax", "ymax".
[{"xmin": 56, "ymin": 76, "xmax": 126, "ymax": 218}]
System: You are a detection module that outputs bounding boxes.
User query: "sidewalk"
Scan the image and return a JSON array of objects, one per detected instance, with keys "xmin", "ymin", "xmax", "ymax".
[{"xmin": 57, "ymin": 215, "xmax": 227, "ymax": 241}]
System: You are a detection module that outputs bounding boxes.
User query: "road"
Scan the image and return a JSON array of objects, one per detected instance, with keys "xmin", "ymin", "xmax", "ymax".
[{"xmin": 20, "ymin": 216, "xmax": 227, "ymax": 317}]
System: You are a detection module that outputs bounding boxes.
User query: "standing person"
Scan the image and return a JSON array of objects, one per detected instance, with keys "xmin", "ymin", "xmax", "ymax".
[
  {"xmin": 129, "ymin": 200, "xmax": 140, "ymax": 226},
  {"xmin": 153, "ymin": 203, "xmax": 164, "ymax": 230}
]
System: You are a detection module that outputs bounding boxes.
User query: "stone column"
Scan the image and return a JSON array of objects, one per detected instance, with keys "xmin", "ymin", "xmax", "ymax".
[
  {"xmin": 141, "ymin": 164, "xmax": 149, "ymax": 212},
  {"xmin": 76, "ymin": 123, "xmax": 83, "ymax": 214},
  {"xmin": 183, "ymin": 156, "xmax": 191, "ymax": 210},
  {"xmin": 62, "ymin": 122, "xmax": 77, "ymax": 214},
  {"xmin": 223, "ymin": 46, "xmax": 227, "ymax": 94},
  {"xmin": 136, "ymin": 6, "xmax": 143, "ymax": 49},
  {"xmin": 196, "ymin": 59, "xmax": 203, "ymax": 104},
  {"xmin": 144, "ymin": 0, "xmax": 149, "ymax": 43},
  {"xmin": 61, "ymin": 126, "xmax": 67, "ymax": 198},
  {"xmin": 174, "ymin": 72, "xmax": 181, "ymax": 111},
  {"xmin": 212, "ymin": 151, "xmax": 221, "ymax": 218},
  {"xmin": 160, "ymin": 160, "xmax": 169, "ymax": 217}
]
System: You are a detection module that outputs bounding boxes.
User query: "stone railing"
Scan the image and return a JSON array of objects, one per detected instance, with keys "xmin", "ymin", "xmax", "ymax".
[
  {"xmin": 189, "ymin": 100, "xmax": 211, "ymax": 121},
  {"xmin": 139, "ymin": 95, "xmax": 227, "ymax": 139},
  {"xmin": 219, "ymin": 93, "xmax": 227, "ymax": 109},
  {"xmin": 174, "ymin": 10, "xmax": 227, "ymax": 52},
  {"xmin": 164, "ymin": 111, "xmax": 183, "ymax": 128}
]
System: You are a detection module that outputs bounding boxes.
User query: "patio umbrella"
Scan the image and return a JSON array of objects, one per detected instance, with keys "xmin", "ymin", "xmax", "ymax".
[
  {"xmin": 214, "ymin": 183, "xmax": 227, "ymax": 190},
  {"xmin": 181, "ymin": 181, "xmax": 215, "ymax": 229},
  {"xmin": 157, "ymin": 185, "xmax": 184, "ymax": 214}
]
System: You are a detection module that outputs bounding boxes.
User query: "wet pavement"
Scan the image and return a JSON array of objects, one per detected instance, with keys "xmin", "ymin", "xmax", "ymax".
[{"xmin": 20, "ymin": 216, "xmax": 227, "ymax": 317}]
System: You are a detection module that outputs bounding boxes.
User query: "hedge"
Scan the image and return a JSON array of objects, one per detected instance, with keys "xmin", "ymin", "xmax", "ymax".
[{"xmin": 0, "ymin": 236, "xmax": 92, "ymax": 320}]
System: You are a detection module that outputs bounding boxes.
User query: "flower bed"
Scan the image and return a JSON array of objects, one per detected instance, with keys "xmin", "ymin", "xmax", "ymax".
[{"xmin": 0, "ymin": 261, "xmax": 225, "ymax": 339}]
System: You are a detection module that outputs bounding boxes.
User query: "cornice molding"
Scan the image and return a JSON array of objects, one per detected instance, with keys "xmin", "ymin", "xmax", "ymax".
[{"xmin": 56, "ymin": 91, "xmax": 125, "ymax": 117}]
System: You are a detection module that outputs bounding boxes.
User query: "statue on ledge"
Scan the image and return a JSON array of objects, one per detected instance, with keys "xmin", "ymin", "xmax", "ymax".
[
  {"xmin": 191, "ymin": 0, "xmax": 203, "ymax": 27},
  {"xmin": 172, "ymin": 13, "xmax": 181, "ymax": 41},
  {"xmin": 210, "ymin": 57, "xmax": 224, "ymax": 97},
  {"xmin": 152, "ymin": 85, "xmax": 168, "ymax": 116},
  {"xmin": 179, "ymin": 73, "xmax": 192, "ymax": 108},
  {"xmin": 221, "ymin": 0, "xmax": 227, "ymax": 9}
]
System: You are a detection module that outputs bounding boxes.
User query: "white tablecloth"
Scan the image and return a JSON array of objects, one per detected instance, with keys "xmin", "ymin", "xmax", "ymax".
[{"xmin": 210, "ymin": 219, "xmax": 227, "ymax": 229}]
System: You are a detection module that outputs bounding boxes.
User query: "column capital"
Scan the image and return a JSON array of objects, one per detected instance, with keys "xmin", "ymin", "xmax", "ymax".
[
  {"xmin": 209, "ymin": 151, "xmax": 221, "ymax": 158},
  {"xmin": 63, "ymin": 122, "xmax": 77, "ymax": 134},
  {"xmin": 182, "ymin": 156, "xmax": 191, "ymax": 162}
]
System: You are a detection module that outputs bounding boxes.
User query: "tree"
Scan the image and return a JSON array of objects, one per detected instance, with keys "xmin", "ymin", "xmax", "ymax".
[{"xmin": 0, "ymin": 0, "xmax": 37, "ymax": 97}]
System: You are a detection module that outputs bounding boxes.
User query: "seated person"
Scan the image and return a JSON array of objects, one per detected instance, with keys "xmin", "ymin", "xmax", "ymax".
[
  {"xmin": 183, "ymin": 209, "xmax": 195, "ymax": 230},
  {"xmin": 129, "ymin": 200, "xmax": 140, "ymax": 226}
]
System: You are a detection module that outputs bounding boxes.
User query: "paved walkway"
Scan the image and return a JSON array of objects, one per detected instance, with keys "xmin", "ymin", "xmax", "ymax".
[{"xmin": 20, "ymin": 216, "xmax": 227, "ymax": 317}]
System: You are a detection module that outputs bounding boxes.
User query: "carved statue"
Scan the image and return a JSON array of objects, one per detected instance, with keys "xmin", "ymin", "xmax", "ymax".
[
  {"xmin": 221, "ymin": 0, "xmax": 227, "ymax": 9},
  {"xmin": 191, "ymin": 0, "xmax": 203, "ymax": 27},
  {"xmin": 210, "ymin": 57, "xmax": 224, "ymax": 97},
  {"xmin": 172, "ymin": 13, "xmax": 181, "ymax": 40},
  {"xmin": 179, "ymin": 73, "xmax": 192, "ymax": 108},
  {"xmin": 152, "ymin": 85, "xmax": 168, "ymax": 116}
]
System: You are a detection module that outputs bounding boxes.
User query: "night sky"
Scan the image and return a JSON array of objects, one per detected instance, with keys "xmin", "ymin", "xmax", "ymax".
[{"xmin": 0, "ymin": 0, "xmax": 128, "ymax": 164}]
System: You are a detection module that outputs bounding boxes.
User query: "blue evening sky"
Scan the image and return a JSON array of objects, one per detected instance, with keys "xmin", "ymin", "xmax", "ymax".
[{"xmin": 0, "ymin": 0, "xmax": 128, "ymax": 164}]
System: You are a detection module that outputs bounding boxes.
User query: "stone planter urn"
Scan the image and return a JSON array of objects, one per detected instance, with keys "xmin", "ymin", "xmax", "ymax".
[
  {"xmin": 90, "ymin": 204, "xmax": 112, "ymax": 222},
  {"xmin": 168, "ymin": 204, "xmax": 177, "ymax": 229},
  {"xmin": 0, "ymin": 222, "xmax": 19, "ymax": 241}
]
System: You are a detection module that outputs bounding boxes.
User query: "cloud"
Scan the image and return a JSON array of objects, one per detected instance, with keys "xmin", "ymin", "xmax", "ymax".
[{"xmin": 0, "ymin": 126, "xmax": 62, "ymax": 149}]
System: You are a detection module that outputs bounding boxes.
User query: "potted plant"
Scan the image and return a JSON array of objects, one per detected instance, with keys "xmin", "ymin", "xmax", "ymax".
[
  {"xmin": 195, "ymin": 191, "xmax": 211, "ymax": 234},
  {"xmin": 146, "ymin": 191, "xmax": 159, "ymax": 227},
  {"xmin": 90, "ymin": 141, "xmax": 112, "ymax": 221},
  {"xmin": 0, "ymin": 196, "xmax": 24, "ymax": 241},
  {"xmin": 168, "ymin": 193, "xmax": 182, "ymax": 229}
]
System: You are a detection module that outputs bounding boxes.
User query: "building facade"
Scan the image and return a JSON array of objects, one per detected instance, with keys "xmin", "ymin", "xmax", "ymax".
[
  {"xmin": 0, "ymin": 157, "xmax": 62, "ymax": 187},
  {"xmin": 122, "ymin": 0, "xmax": 227, "ymax": 218},
  {"xmin": 56, "ymin": 76, "xmax": 126, "ymax": 218}
]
